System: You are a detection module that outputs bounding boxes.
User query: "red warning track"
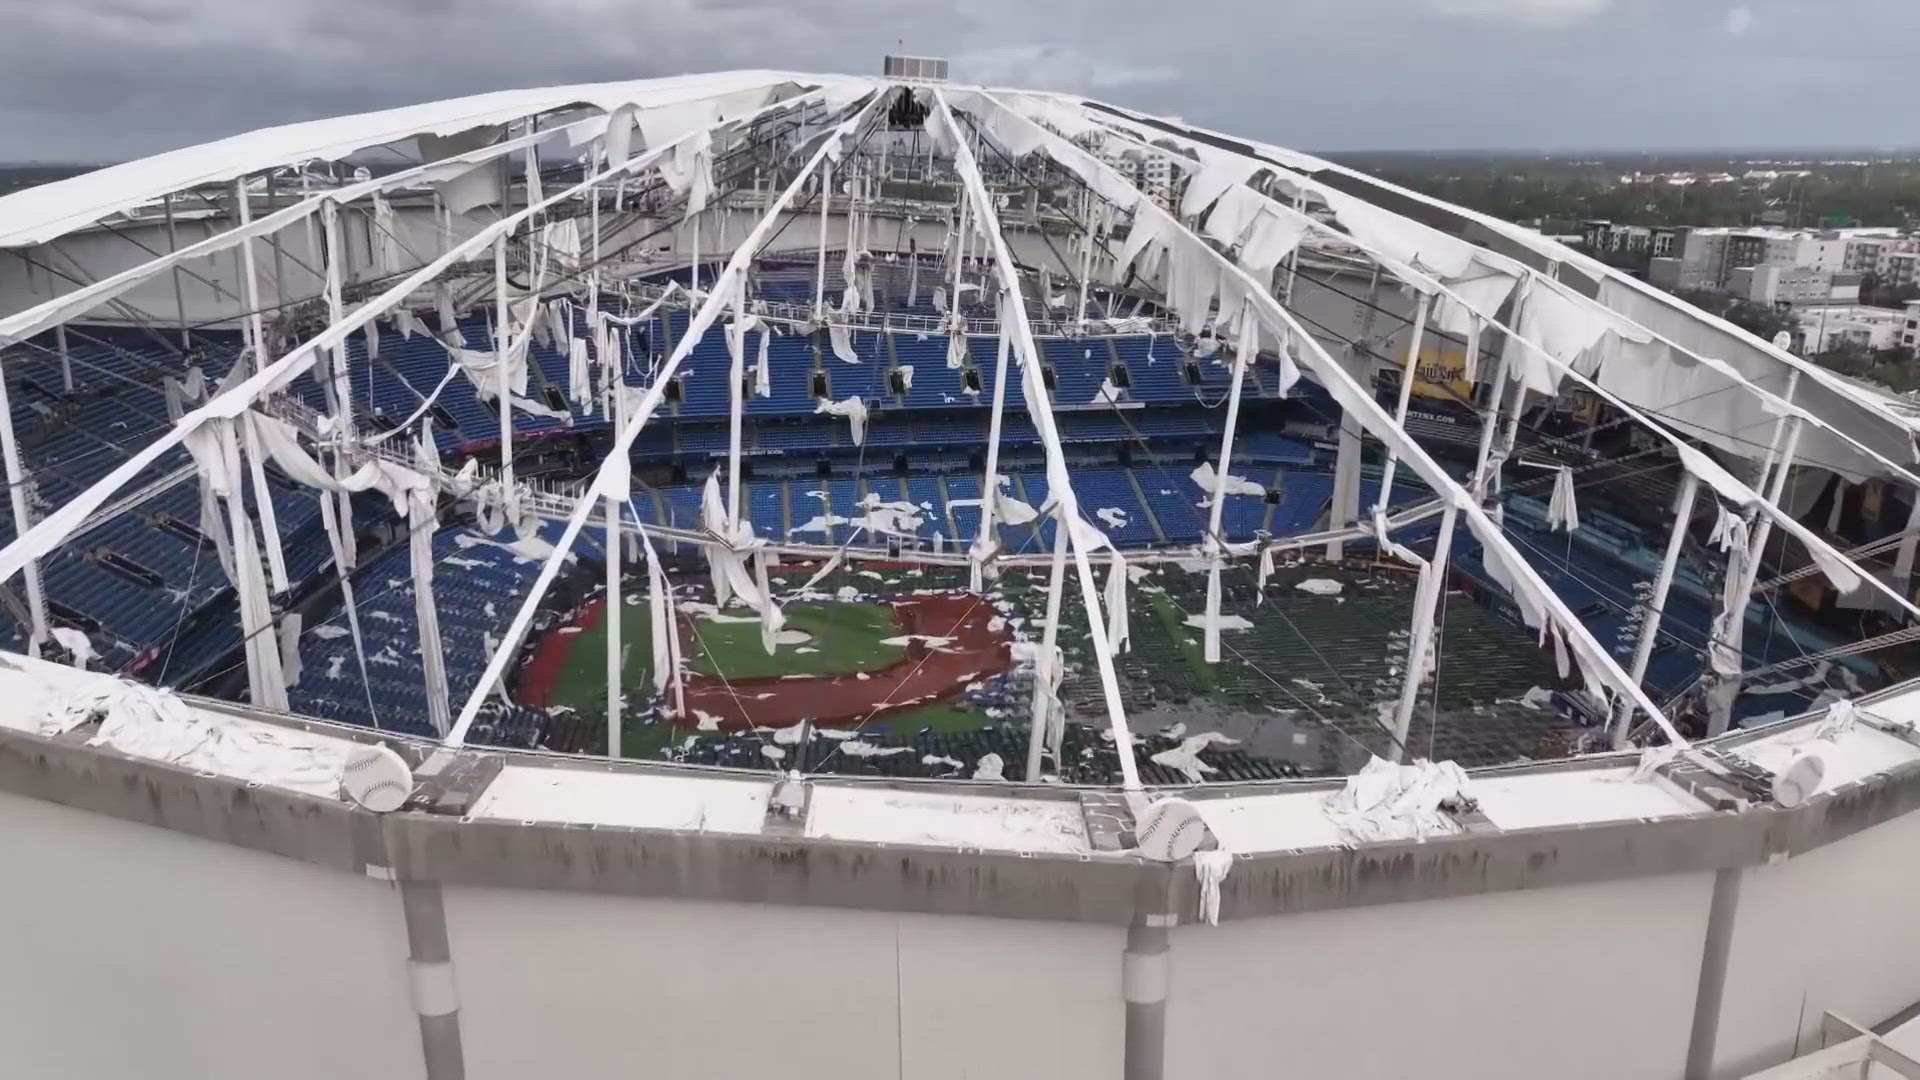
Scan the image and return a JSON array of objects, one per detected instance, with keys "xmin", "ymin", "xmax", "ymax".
[
  {"xmin": 518, "ymin": 591, "xmax": 1011, "ymax": 729},
  {"xmin": 517, "ymin": 598, "xmax": 603, "ymax": 709}
]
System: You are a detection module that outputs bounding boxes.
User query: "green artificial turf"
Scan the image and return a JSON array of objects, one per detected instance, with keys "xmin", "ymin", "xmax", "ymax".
[{"xmin": 685, "ymin": 600, "xmax": 903, "ymax": 680}]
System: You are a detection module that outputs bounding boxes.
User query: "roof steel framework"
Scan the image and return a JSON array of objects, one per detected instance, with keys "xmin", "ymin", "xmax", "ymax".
[{"xmin": 1, "ymin": 70, "xmax": 1916, "ymax": 780}]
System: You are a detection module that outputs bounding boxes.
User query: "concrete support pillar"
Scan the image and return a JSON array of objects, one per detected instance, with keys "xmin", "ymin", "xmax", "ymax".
[
  {"xmin": 1327, "ymin": 417, "xmax": 1363, "ymax": 561},
  {"xmin": 1614, "ymin": 473, "xmax": 1700, "ymax": 748},
  {"xmin": 1895, "ymin": 496, "xmax": 1920, "ymax": 609},
  {"xmin": 1685, "ymin": 867, "xmax": 1745, "ymax": 1080},
  {"xmin": 1123, "ymin": 866, "xmax": 1176, "ymax": 1080},
  {"xmin": 399, "ymin": 880, "xmax": 467, "ymax": 1080}
]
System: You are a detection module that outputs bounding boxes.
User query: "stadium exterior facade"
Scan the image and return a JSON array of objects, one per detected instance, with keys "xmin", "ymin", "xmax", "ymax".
[{"xmin": 4, "ymin": 67, "xmax": 1920, "ymax": 1080}]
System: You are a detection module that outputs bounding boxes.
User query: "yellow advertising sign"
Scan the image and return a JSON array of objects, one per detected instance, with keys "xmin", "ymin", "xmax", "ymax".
[{"xmin": 1410, "ymin": 347, "xmax": 1473, "ymax": 403}]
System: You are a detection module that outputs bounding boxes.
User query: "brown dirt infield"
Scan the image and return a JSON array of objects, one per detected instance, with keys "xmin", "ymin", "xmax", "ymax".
[{"xmin": 519, "ymin": 590, "xmax": 1012, "ymax": 730}]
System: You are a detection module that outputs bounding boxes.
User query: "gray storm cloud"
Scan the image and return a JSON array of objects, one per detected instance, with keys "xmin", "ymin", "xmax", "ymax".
[{"xmin": 0, "ymin": 0, "xmax": 1913, "ymax": 161}]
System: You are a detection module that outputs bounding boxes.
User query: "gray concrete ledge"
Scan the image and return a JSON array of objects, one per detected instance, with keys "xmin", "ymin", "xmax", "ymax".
[{"xmin": 7, "ymin": 705, "xmax": 1920, "ymax": 926}]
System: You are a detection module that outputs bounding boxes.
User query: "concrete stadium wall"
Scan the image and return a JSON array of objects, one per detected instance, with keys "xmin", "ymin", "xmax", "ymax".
[
  {"xmin": 444, "ymin": 887, "xmax": 1122, "ymax": 1080},
  {"xmin": 8, "ymin": 717, "xmax": 1920, "ymax": 1080},
  {"xmin": 1167, "ymin": 870, "xmax": 1717, "ymax": 1080},
  {"xmin": 0, "ymin": 788, "xmax": 421, "ymax": 1080},
  {"xmin": 1712, "ymin": 804, "xmax": 1920, "ymax": 1078}
]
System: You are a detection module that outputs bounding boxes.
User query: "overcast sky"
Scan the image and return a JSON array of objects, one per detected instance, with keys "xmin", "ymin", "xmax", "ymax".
[{"xmin": 2, "ymin": 0, "xmax": 1914, "ymax": 162}]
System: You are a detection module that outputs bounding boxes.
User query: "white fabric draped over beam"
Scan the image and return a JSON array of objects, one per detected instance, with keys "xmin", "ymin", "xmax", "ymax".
[
  {"xmin": 0, "ymin": 71, "xmax": 867, "ymax": 249},
  {"xmin": 0, "ymin": 89, "xmax": 836, "ymax": 596},
  {"xmin": 0, "ymin": 85, "xmax": 812, "ymax": 352},
  {"xmin": 1057, "ymin": 98, "xmax": 1920, "ymax": 634},
  {"xmin": 439, "ymin": 88, "xmax": 886, "ymax": 748},
  {"xmin": 1078, "ymin": 96, "xmax": 1920, "ymax": 487},
  {"xmin": 927, "ymin": 87, "xmax": 1146, "ymax": 789},
  {"xmin": 950, "ymin": 88, "xmax": 1688, "ymax": 744}
]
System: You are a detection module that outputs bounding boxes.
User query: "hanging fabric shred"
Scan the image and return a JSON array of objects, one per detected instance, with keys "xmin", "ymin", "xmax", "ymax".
[
  {"xmin": 371, "ymin": 194, "xmax": 402, "ymax": 277},
  {"xmin": 828, "ymin": 321, "xmax": 860, "ymax": 364},
  {"xmin": 815, "ymin": 395, "xmax": 868, "ymax": 445},
  {"xmin": 946, "ymin": 329, "xmax": 968, "ymax": 371},
  {"xmin": 1105, "ymin": 555, "xmax": 1131, "ymax": 655},
  {"xmin": 434, "ymin": 283, "xmax": 465, "ymax": 347},
  {"xmin": 1194, "ymin": 850, "xmax": 1234, "ymax": 926},
  {"xmin": 1708, "ymin": 503, "xmax": 1739, "ymax": 550},
  {"xmin": 638, "ymin": 525, "xmax": 680, "ymax": 705},
  {"xmin": 1547, "ymin": 466, "xmax": 1580, "ymax": 533},
  {"xmin": 567, "ymin": 338, "xmax": 593, "ymax": 409},
  {"xmin": 754, "ymin": 329, "xmax": 772, "ymax": 397},
  {"xmin": 278, "ymin": 612, "xmax": 304, "ymax": 690}
]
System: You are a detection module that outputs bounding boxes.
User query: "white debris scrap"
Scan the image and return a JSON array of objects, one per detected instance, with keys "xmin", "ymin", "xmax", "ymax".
[
  {"xmin": 1294, "ymin": 578, "xmax": 1344, "ymax": 597},
  {"xmin": 1194, "ymin": 850, "xmax": 1234, "ymax": 926},
  {"xmin": 1150, "ymin": 731, "xmax": 1239, "ymax": 783},
  {"xmin": 56, "ymin": 679, "xmax": 352, "ymax": 797},
  {"xmin": 837, "ymin": 740, "xmax": 913, "ymax": 758},
  {"xmin": 1183, "ymin": 613, "xmax": 1253, "ymax": 632},
  {"xmin": 1190, "ymin": 461, "xmax": 1266, "ymax": 499},
  {"xmin": 1322, "ymin": 756, "xmax": 1471, "ymax": 844}
]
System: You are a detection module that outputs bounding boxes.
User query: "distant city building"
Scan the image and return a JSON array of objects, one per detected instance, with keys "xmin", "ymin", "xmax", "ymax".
[
  {"xmin": 1649, "ymin": 227, "xmax": 1731, "ymax": 291},
  {"xmin": 1797, "ymin": 305, "xmax": 1908, "ymax": 353},
  {"xmin": 1726, "ymin": 265, "xmax": 1860, "ymax": 306},
  {"xmin": 1904, "ymin": 300, "xmax": 1920, "ymax": 351},
  {"xmin": 1581, "ymin": 220, "xmax": 1652, "ymax": 253},
  {"xmin": 1886, "ymin": 251, "xmax": 1920, "ymax": 289},
  {"xmin": 1651, "ymin": 225, "xmax": 1912, "ymax": 303},
  {"xmin": 1096, "ymin": 147, "xmax": 1177, "ymax": 212}
]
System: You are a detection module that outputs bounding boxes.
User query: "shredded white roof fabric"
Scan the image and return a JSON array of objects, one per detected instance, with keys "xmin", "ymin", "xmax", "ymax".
[
  {"xmin": 1322, "ymin": 756, "xmax": 1471, "ymax": 844},
  {"xmin": 0, "ymin": 71, "xmax": 853, "ymax": 249},
  {"xmin": 9, "ymin": 66, "xmax": 1920, "ymax": 807}
]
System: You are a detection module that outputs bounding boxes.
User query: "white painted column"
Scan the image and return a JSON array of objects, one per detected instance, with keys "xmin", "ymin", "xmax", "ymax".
[
  {"xmin": 1389, "ymin": 498, "xmax": 1460, "ymax": 762},
  {"xmin": 972, "ymin": 291, "xmax": 1015, "ymax": 592},
  {"xmin": 162, "ymin": 192, "xmax": 191, "ymax": 348},
  {"xmin": 813, "ymin": 161, "xmax": 831, "ymax": 318},
  {"xmin": 1373, "ymin": 292, "xmax": 1433, "ymax": 515},
  {"xmin": 949, "ymin": 201, "xmax": 971, "ymax": 311},
  {"xmin": 1893, "ymin": 495, "xmax": 1920, "ymax": 606},
  {"xmin": 1613, "ymin": 472, "xmax": 1700, "ymax": 748},
  {"xmin": 233, "ymin": 179, "xmax": 268, "ymax": 373},
  {"xmin": 320, "ymin": 201, "xmax": 357, "ymax": 557},
  {"xmin": 605, "ymin": 488, "xmax": 623, "ymax": 759},
  {"xmin": 55, "ymin": 323, "xmax": 71, "ymax": 393},
  {"xmin": 1327, "ymin": 417, "xmax": 1362, "ymax": 561},
  {"xmin": 1025, "ymin": 511, "xmax": 1071, "ymax": 782},
  {"xmin": 0, "ymin": 336, "xmax": 47, "ymax": 656},
  {"xmin": 1468, "ymin": 318, "xmax": 1512, "ymax": 506},
  {"xmin": 1202, "ymin": 313, "xmax": 1254, "ymax": 663},
  {"xmin": 933, "ymin": 89, "xmax": 1142, "ymax": 790},
  {"xmin": 593, "ymin": 164, "xmax": 622, "ymax": 761},
  {"xmin": 1123, "ymin": 869, "xmax": 1175, "ymax": 1080},
  {"xmin": 1710, "ymin": 414, "xmax": 1805, "ymax": 737},
  {"xmin": 725, "ymin": 289, "xmax": 746, "ymax": 528},
  {"xmin": 1074, "ymin": 189, "xmax": 1094, "ymax": 325},
  {"xmin": 493, "ymin": 235, "xmax": 517, "ymax": 520}
]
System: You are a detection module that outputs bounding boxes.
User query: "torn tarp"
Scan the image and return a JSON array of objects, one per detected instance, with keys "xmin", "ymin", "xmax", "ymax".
[
  {"xmin": 1322, "ymin": 756, "xmax": 1471, "ymax": 843},
  {"xmin": 814, "ymin": 394, "xmax": 868, "ymax": 445}
]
